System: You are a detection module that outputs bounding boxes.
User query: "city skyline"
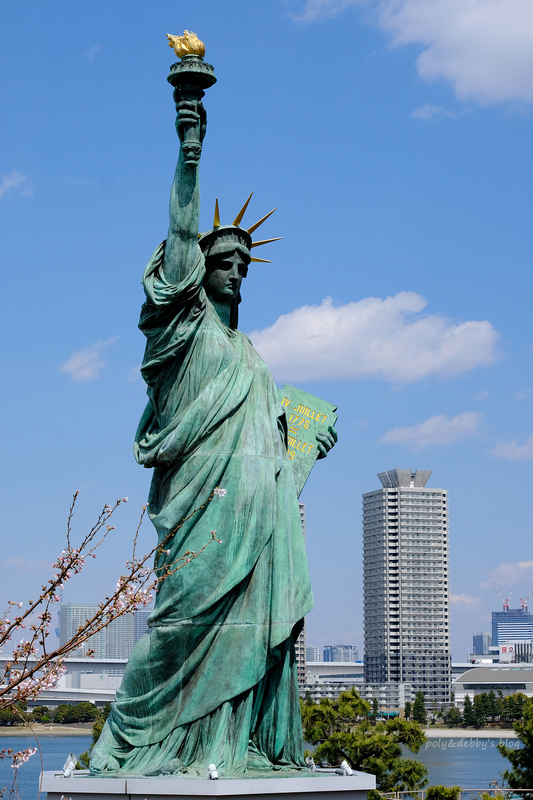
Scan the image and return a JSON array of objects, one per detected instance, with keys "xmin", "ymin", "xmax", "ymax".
[{"xmin": 2, "ymin": 2, "xmax": 533, "ymax": 663}]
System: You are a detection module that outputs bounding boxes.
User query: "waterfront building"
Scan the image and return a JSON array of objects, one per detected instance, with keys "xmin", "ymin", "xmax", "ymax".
[
  {"xmin": 323, "ymin": 644, "xmax": 359, "ymax": 662},
  {"xmin": 472, "ymin": 632, "xmax": 491, "ymax": 655},
  {"xmin": 363, "ymin": 468, "xmax": 451, "ymax": 704},
  {"xmin": 306, "ymin": 645, "xmax": 320, "ymax": 662},
  {"xmin": 0, "ymin": 654, "xmax": 129, "ymax": 708},
  {"xmin": 134, "ymin": 609, "xmax": 151, "ymax": 640},
  {"xmin": 301, "ymin": 661, "xmax": 412, "ymax": 708},
  {"xmin": 492, "ymin": 608, "xmax": 533, "ymax": 646},
  {"xmin": 59, "ymin": 604, "xmax": 105, "ymax": 658},
  {"xmin": 59, "ymin": 604, "xmax": 150, "ymax": 659},
  {"xmin": 302, "ymin": 660, "xmax": 363, "ymax": 702},
  {"xmin": 454, "ymin": 665, "xmax": 533, "ymax": 707},
  {"xmin": 499, "ymin": 641, "xmax": 533, "ymax": 663}
]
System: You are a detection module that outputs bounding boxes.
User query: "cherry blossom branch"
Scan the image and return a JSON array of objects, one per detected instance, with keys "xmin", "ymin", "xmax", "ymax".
[
  {"xmin": 0, "ymin": 486, "xmax": 226, "ymax": 711},
  {"xmin": 0, "ymin": 707, "xmax": 42, "ymax": 798}
]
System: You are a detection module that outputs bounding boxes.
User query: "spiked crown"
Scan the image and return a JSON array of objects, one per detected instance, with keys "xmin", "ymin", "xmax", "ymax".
[{"xmin": 198, "ymin": 193, "xmax": 281, "ymax": 263}]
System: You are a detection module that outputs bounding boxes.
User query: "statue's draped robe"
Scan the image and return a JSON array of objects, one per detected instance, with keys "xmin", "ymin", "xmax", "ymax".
[{"xmin": 90, "ymin": 243, "xmax": 313, "ymax": 776}]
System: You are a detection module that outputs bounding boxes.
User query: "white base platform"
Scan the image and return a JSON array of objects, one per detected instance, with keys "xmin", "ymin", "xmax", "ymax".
[{"xmin": 41, "ymin": 769, "xmax": 376, "ymax": 800}]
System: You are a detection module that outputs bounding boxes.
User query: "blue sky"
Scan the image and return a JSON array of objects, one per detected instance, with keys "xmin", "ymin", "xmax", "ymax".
[{"xmin": 1, "ymin": 0, "xmax": 532, "ymax": 662}]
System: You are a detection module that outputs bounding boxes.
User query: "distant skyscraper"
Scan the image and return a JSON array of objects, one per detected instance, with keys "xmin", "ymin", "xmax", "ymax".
[
  {"xmin": 492, "ymin": 609, "xmax": 533, "ymax": 646},
  {"xmin": 363, "ymin": 469, "xmax": 451, "ymax": 704},
  {"xmin": 59, "ymin": 604, "xmax": 105, "ymax": 658},
  {"xmin": 323, "ymin": 645, "xmax": 358, "ymax": 662},
  {"xmin": 472, "ymin": 632, "xmax": 491, "ymax": 655},
  {"xmin": 59, "ymin": 604, "xmax": 151, "ymax": 659},
  {"xmin": 306, "ymin": 645, "xmax": 320, "ymax": 663},
  {"xmin": 134, "ymin": 609, "xmax": 151, "ymax": 641}
]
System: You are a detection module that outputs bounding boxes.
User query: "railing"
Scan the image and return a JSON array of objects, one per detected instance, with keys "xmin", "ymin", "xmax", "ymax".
[{"xmin": 380, "ymin": 791, "xmax": 533, "ymax": 800}]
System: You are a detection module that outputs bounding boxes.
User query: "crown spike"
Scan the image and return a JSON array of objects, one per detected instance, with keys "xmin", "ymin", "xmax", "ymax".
[
  {"xmin": 247, "ymin": 207, "xmax": 277, "ymax": 235},
  {"xmin": 213, "ymin": 198, "xmax": 221, "ymax": 229},
  {"xmin": 250, "ymin": 257, "xmax": 272, "ymax": 263},
  {"xmin": 233, "ymin": 192, "xmax": 253, "ymax": 226},
  {"xmin": 251, "ymin": 237, "xmax": 283, "ymax": 248}
]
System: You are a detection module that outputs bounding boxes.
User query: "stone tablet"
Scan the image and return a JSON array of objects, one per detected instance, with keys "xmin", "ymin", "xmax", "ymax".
[{"xmin": 278, "ymin": 384, "xmax": 338, "ymax": 496}]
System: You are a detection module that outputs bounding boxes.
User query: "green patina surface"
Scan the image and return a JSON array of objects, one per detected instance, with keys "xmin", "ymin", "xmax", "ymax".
[{"xmin": 89, "ymin": 49, "xmax": 336, "ymax": 779}]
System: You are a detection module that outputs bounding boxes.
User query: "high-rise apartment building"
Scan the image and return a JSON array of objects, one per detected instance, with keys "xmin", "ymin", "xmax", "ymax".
[
  {"xmin": 472, "ymin": 632, "xmax": 491, "ymax": 656},
  {"xmin": 59, "ymin": 604, "xmax": 106, "ymax": 658},
  {"xmin": 323, "ymin": 645, "xmax": 359, "ymax": 662},
  {"xmin": 306, "ymin": 645, "xmax": 320, "ymax": 663},
  {"xmin": 59, "ymin": 604, "xmax": 151, "ymax": 659},
  {"xmin": 363, "ymin": 469, "xmax": 451, "ymax": 704},
  {"xmin": 492, "ymin": 609, "xmax": 533, "ymax": 646}
]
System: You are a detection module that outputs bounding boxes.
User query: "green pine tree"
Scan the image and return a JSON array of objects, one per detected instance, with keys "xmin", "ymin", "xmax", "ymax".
[
  {"xmin": 486, "ymin": 690, "xmax": 497, "ymax": 722},
  {"xmin": 300, "ymin": 689, "xmax": 428, "ymax": 793},
  {"xmin": 498, "ymin": 696, "xmax": 533, "ymax": 796},
  {"xmin": 473, "ymin": 693, "xmax": 488, "ymax": 727},
  {"xmin": 445, "ymin": 707, "xmax": 462, "ymax": 728},
  {"xmin": 412, "ymin": 691, "xmax": 427, "ymax": 725},
  {"xmin": 462, "ymin": 694, "xmax": 475, "ymax": 726}
]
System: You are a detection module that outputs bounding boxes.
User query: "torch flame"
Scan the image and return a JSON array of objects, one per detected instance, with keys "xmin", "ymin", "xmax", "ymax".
[{"xmin": 166, "ymin": 30, "xmax": 206, "ymax": 59}]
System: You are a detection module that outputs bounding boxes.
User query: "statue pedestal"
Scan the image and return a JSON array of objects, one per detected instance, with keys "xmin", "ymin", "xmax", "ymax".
[{"xmin": 40, "ymin": 770, "xmax": 376, "ymax": 800}]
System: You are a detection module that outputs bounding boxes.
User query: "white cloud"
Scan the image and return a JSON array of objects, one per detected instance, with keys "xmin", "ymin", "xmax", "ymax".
[
  {"xmin": 380, "ymin": 0, "xmax": 533, "ymax": 105},
  {"xmin": 450, "ymin": 593, "xmax": 481, "ymax": 607},
  {"xmin": 381, "ymin": 412, "xmax": 482, "ymax": 449},
  {"xmin": 480, "ymin": 561, "xmax": 533, "ymax": 589},
  {"xmin": 0, "ymin": 170, "xmax": 34, "ymax": 200},
  {"xmin": 290, "ymin": 0, "xmax": 363, "ymax": 21},
  {"xmin": 294, "ymin": 0, "xmax": 533, "ymax": 106},
  {"xmin": 61, "ymin": 336, "xmax": 118, "ymax": 382},
  {"xmin": 250, "ymin": 292, "xmax": 498, "ymax": 383},
  {"xmin": 411, "ymin": 104, "xmax": 458, "ymax": 120},
  {"xmin": 83, "ymin": 44, "xmax": 103, "ymax": 62},
  {"xmin": 491, "ymin": 434, "xmax": 533, "ymax": 460},
  {"xmin": 515, "ymin": 387, "xmax": 532, "ymax": 400}
]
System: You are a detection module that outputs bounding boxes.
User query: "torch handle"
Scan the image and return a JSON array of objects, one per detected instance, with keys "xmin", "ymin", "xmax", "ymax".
[
  {"xmin": 173, "ymin": 87, "xmax": 205, "ymax": 168},
  {"xmin": 168, "ymin": 53, "xmax": 216, "ymax": 169}
]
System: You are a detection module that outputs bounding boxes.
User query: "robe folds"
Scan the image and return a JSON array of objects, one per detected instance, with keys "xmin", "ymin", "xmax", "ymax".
[{"xmin": 89, "ymin": 242, "xmax": 314, "ymax": 777}]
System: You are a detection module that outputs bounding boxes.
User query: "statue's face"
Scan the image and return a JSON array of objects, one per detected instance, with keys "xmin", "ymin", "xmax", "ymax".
[{"xmin": 204, "ymin": 250, "xmax": 249, "ymax": 303}]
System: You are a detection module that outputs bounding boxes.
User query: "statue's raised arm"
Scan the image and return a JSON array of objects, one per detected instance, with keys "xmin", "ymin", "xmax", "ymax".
[
  {"xmin": 162, "ymin": 32, "xmax": 215, "ymax": 284},
  {"xmin": 162, "ymin": 99, "xmax": 206, "ymax": 283}
]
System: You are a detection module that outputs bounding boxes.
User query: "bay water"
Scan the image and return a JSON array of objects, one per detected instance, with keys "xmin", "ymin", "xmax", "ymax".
[
  {"xmin": 0, "ymin": 734, "xmax": 521, "ymax": 798},
  {"xmin": 411, "ymin": 735, "xmax": 521, "ymax": 790},
  {"xmin": 0, "ymin": 734, "xmax": 92, "ymax": 800}
]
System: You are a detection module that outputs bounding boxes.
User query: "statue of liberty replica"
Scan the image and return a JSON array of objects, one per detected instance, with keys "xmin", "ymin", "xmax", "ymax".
[{"xmin": 90, "ymin": 32, "xmax": 336, "ymax": 778}]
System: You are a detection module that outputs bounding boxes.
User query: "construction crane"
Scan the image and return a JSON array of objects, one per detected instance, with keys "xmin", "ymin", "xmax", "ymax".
[
  {"xmin": 493, "ymin": 582, "xmax": 512, "ymax": 611},
  {"xmin": 519, "ymin": 588, "xmax": 533, "ymax": 612}
]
